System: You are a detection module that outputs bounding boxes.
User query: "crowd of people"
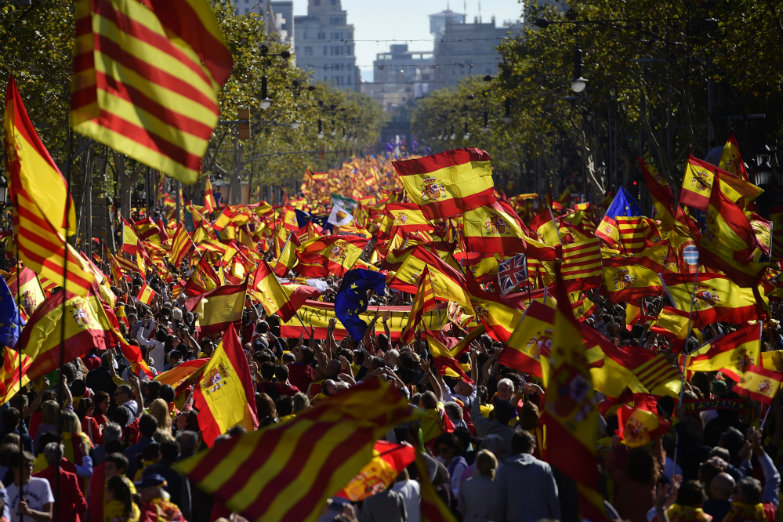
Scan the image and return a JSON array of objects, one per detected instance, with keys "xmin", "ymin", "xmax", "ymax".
[{"xmin": 0, "ymin": 149, "xmax": 781, "ymax": 522}]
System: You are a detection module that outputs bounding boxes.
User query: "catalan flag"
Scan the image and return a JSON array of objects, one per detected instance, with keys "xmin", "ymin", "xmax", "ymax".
[
  {"xmin": 392, "ymin": 148, "xmax": 495, "ymax": 219},
  {"xmin": 400, "ymin": 268, "xmax": 437, "ymax": 345},
  {"xmin": 70, "ymin": 0, "xmax": 233, "ymax": 184},
  {"xmin": 175, "ymin": 379, "xmax": 418, "ymax": 522},
  {"xmin": 629, "ymin": 350, "xmax": 682, "ymax": 398},
  {"xmin": 4, "ymin": 77, "xmax": 96, "ymax": 297},
  {"xmin": 193, "ymin": 325, "xmax": 258, "ymax": 446},
  {"xmin": 170, "ymin": 225, "xmax": 196, "ymax": 268},
  {"xmin": 0, "ymin": 347, "xmax": 34, "ymax": 407},
  {"xmin": 204, "ymin": 175, "xmax": 217, "ymax": 213},
  {"xmin": 595, "ymin": 187, "xmax": 642, "ymax": 249},
  {"xmin": 561, "ymin": 237, "xmax": 602, "ymax": 291},
  {"xmin": 685, "ymin": 323, "xmax": 761, "ymax": 382},
  {"xmin": 733, "ymin": 364, "xmax": 782, "ymax": 405},
  {"xmin": 186, "ymin": 283, "xmax": 247, "ymax": 338}
]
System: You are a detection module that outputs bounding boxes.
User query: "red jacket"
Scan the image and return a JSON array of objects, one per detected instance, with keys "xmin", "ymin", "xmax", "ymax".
[{"xmin": 34, "ymin": 464, "xmax": 87, "ymax": 522}]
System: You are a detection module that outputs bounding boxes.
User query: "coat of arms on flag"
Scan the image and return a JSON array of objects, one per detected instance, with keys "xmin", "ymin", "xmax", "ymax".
[{"xmin": 498, "ymin": 254, "xmax": 528, "ymax": 295}]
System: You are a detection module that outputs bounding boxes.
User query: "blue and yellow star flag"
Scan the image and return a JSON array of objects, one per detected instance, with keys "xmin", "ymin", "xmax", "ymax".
[
  {"xmin": 335, "ymin": 269, "xmax": 386, "ymax": 342},
  {"xmin": 0, "ymin": 277, "xmax": 23, "ymax": 348},
  {"xmin": 596, "ymin": 186, "xmax": 642, "ymax": 247}
]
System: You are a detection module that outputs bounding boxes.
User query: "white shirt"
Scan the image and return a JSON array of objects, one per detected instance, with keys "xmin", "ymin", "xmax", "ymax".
[
  {"xmin": 6, "ymin": 478, "xmax": 54, "ymax": 522},
  {"xmin": 391, "ymin": 480, "xmax": 421, "ymax": 522}
]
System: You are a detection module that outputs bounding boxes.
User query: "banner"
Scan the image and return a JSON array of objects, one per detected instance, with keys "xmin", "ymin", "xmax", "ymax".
[{"xmin": 279, "ymin": 300, "xmax": 451, "ymax": 341}]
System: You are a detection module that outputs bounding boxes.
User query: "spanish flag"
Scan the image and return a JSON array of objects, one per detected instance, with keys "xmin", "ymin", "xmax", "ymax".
[
  {"xmin": 466, "ymin": 277, "xmax": 524, "ymax": 344},
  {"xmin": 186, "ymin": 282, "xmax": 247, "ymax": 338},
  {"xmin": 154, "ymin": 358, "xmax": 208, "ymax": 389},
  {"xmin": 296, "ymin": 236, "xmax": 366, "ymax": 278},
  {"xmin": 718, "ymin": 132, "xmax": 749, "ymax": 181},
  {"xmin": 685, "ymin": 322, "xmax": 761, "ymax": 382},
  {"xmin": 176, "ymin": 379, "xmax": 419, "ymax": 522},
  {"xmin": 700, "ymin": 175, "xmax": 767, "ymax": 287},
  {"xmin": 6, "ymin": 267, "xmax": 45, "ymax": 317},
  {"xmin": 733, "ymin": 364, "xmax": 782, "ymax": 405},
  {"xmin": 15, "ymin": 287, "xmax": 115, "ymax": 385},
  {"xmin": 250, "ymin": 260, "xmax": 295, "ymax": 321},
  {"xmin": 638, "ymin": 158, "xmax": 675, "ymax": 227},
  {"xmin": 461, "ymin": 202, "xmax": 526, "ymax": 253},
  {"xmin": 680, "ymin": 155, "xmax": 762, "ymax": 211},
  {"xmin": 603, "ymin": 261, "xmax": 664, "ymax": 304},
  {"xmin": 136, "ymin": 283, "xmax": 156, "ymax": 305},
  {"xmin": 4, "ymin": 77, "xmax": 95, "ymax": 297},
  {"xmin": 400, "ymin": 268, "xmax": 438, "ymax": 345},
  {"xmin": 500, "ymin": 300, "xmax": 554, "ymax": 379},
  {"xmin": 193, "ymin": 325, "xmax": 258, "ymax": 446},
  {"xmin": 386, "ymin": 202, "xmax": 434, "ymax": 232},
  {"xmin": 542, "ymin": 269, "xmax": 605, "ymax": 520},
  {"xmin": 392, "ymin": 148, "xmax": 495, "ymax": 219}
]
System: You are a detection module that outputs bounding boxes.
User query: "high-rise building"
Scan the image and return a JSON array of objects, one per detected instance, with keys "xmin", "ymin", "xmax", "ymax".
[
  {"xmin": 294, "ymin": 0, "xmax": 358, "ymax": 91},
  {"xmin": 432, "ymin": 16, "xmax": 522, "ymax": 87},
  {"xmin": 271, "ymin": 1, "xmax": 295, "ymax": 47},
  {"xmin": 362, "ymin": 44, "xmax": 434, "ymax": 112},
  {"xmin": 429, "ymin": 9, "xmax": 466, "ymax": 37}
]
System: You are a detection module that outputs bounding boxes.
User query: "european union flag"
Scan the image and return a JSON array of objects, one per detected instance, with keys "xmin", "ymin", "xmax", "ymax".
[
  {"xmin": 334, "ymin": 269, "xmax": 386, "ymax": 342},
  {"xmin": 604, "ymin": 186, "xmax": 642, "ymax": 218},
  {"xmin": 0, "ymin": 277, "xmax": 23, "ymax": 348},
  {"xmin": 294, "ymin": 209, "xmax": 311, "ymax": 229}
]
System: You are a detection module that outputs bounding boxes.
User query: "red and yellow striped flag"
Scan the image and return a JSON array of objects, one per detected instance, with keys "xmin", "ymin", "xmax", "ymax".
[
  {"xmin": 193, "ymin": 325, "xmax": 258, "ymax": 446},
  {"xmin": 70, "ymin": 0, "xmax": 233, "ymax": 184},
  {"xmin": 4, "ymin": 77, "xmax": 95, "ymax": 297},
  {"xmin": 204, "ymin": 175, "xmax": 217, "ymax": 213},
  {"xmin": 392, "ymin": 148, "xmax": 495, "ymax": 219},
  {"xmin": 400, "ymin": 267, "xmax": 438, "ymax": 345},
  {"xmin": 170, "ymin": 225, "xmax": 196, "ymax": 268},
  {"xmin": 175, "ymin": 379, "xmax": 419, "ymax": 522},
  {"xmin": 561, "ymin": 237, "xmax": 602, "ymax": 291}
]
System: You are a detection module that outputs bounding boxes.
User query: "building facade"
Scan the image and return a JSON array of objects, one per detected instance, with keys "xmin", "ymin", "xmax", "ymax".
[
  {"xmin": 294, "ymin": 0, "xmax": 358, "ymax": 90},
  {"xmin": 362, "ymin": 44, "xmax": 434, "ymax": 112},
  {"xmin": 433, "ymin": 16, "xmax": 522, "ymax": 87}
]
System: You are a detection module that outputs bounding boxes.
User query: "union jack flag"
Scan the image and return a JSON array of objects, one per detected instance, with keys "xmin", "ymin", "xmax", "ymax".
[{"xmin": 498, "ymin": 254, "xmax": 528, "ymax": 295}]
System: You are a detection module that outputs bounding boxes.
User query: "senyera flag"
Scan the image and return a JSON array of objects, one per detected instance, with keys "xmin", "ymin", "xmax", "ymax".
[
  {"xmin": 70, "ymin": 0, "xmax": 233, "ymax": 184},
  {"xmin": 392, "ymin": 148, "xmax": 495, "ymax": 219},
  {"xmin": 175, "ymin": 379, "xmax": 419, "ymax": 522},
  {"xmin": 4, "ymin": 77, "xmax": 96, "ymax": 297}
]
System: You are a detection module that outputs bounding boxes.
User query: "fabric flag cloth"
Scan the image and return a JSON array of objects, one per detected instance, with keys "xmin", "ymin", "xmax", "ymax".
[
  {"xmin": 154, "ymin": 358, "xmax": 208, "ymax": 389},
  {"xmin": 400, "ymin": 268, "xmax": 437, "ymax": 345},
  {"xmin": 6, "ymin": 267, "xmax": 46, "ymax": 318},
  {"xmin": 616, "ymin": 395, "xmax": 671, "ymax": 448},
  {"xmin": 685, "ymin": 323, "xmax": 761, "ymax": 382},
  {"xmin": 595, "ymin": 187, "xmax": 642, "ymax": 247},
  {"xmin": 680, "ymin": 155, "xmax": 763, "ymax": 211},
  {"xmin": 699, "ymin": 175, "xmax": 767, "ymax": 287},
  {"xmin": 170, "ymin": 225, "xmax": 196, "ymax": 268},
  {"xmin": 336, "ymin": 440, "xmax": 416, "ymax": 502},
  {"xmin": 392, "ymin": 148, "xmax": 495, "ymax": 219},
  {"xmin": 461, "ymin": 202, "xmax": 527, "ymax": 253},
  {"xmin": 638, "ymin": 158, "xmax": 675, "ymax": 227},
  {"xmin": 334, "ymin": 269, "xmax": 386, "ymax": 342},
  {"xmin": 425, "ymin": 331, "xmax": 473, "ymax": 384},
  {"xmin": 186, "ymin": 283, "xmax": 247, "ymax": 338},
  {"xmin": 561, "ymin": 238, "xmax": 603, "ymax": 292},
  {"xmin": 500, "ymin": 301, "xmax": 554, "ymax": 380},
  {"xmin": 4, "ymin": 77, "xmax": 95, "ymax": 296},
  {"xmin": 414, "ymin": 452, "xmax": 458, "ymax": 522},
  {"xmin": 719, "ymin": 132, "xmax": 749, "ymax": 181},
  {"xmin": 542, "ymin": 269, "xmax": 605, "ymax": 520},
  {"xmin": 175, "ymin": 379, "xmax": 419, "ymax": 522},
  {"xmin": 7, "ymin": 287, "xmax": 116, "ymax": 402},
  {"xmin": 327, "ymin": 194, "xmax": 357, "ymax": 226},
  {"xmin": 204, "ymin": 176, "xmax": 218, "ymax": 213},
  {"xmin": 70, "ymin": 0, "xmax": 233, "ymax": 184},
  {"xmin": 192, "ymin": 325, "xmax": 258, "ymax": 446},
  {"xmin": 497, "ymin": 254, "xmax": 528, "ymax": 295},
  {"xmin": 733, "ymin": 364, "xmax": 782, "ymax": 405},
  {"xmin": 0, "ymin": 277, "xmax": 24, "ymax": 348},
  {"xmin": 250, "ymin": 260, "xmax": 296, "ymax": 322},
  {"xmin": 386, "ymin": 202, "xmax": 434, "ymax": 232},
  {"xmin": 136, "ymin": 283, "xmax": 156, "ymax": 305}
]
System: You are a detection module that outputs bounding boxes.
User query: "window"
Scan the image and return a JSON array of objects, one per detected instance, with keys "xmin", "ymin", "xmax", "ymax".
[
  {"xmin": 317, "ymin": 32, "xmax": 325, "ymax": 40},
  {"xmin": 304, "ymin": 46, "xmax": 313, "ymax": 56}
]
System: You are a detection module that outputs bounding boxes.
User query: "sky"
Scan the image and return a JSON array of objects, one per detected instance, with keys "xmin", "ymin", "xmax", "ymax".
[{"xmin": 292, "ymin": 0, "xmax": 525, "ymax": 82}]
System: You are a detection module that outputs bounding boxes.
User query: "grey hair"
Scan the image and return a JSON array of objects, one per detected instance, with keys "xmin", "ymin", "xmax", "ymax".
[
  {"xmin": 43, "ymin": 442, "xmax": 64, "ymax": 466},
  {"xmin": 103, "ymin": 422, "xmax": 123, "ymax": 443}
]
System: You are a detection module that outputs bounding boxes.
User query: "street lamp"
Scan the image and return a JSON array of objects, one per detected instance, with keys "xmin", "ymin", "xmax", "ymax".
[
  {"xmin": 259, "ymin": 75, "xmax": 272, "ymax": 110},
  {"xmin": 570, "ymin": 46, "xmax": 587, "ymax": 93},
  {"xmin": 317, "ymin": 118, "xmax": 324, "ymax": 139},
  {"xmin": 502, "ymin": 98, "xmax": 512, "ymax": 124},
  {"xmin": 463, "ymin": 121, "xmax": 470, "ymax": 140}
]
